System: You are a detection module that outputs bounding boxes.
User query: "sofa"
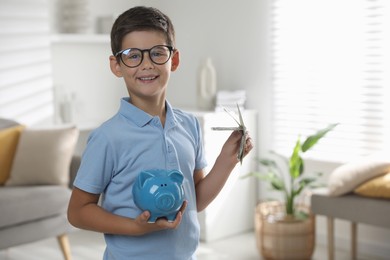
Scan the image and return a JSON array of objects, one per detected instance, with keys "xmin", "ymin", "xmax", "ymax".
[{"xmin": 0, "ymin": 118, "xmax": 80, "ymax": 260}]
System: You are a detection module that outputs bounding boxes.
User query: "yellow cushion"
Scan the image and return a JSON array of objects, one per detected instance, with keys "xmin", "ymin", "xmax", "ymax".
[
  {"xmin": 0, "ymin": 125, "xmax": 25, "ymax": 185},
  {"xmin": 354, "ymin": 172, "xmax": 390, "ymax": 199}
]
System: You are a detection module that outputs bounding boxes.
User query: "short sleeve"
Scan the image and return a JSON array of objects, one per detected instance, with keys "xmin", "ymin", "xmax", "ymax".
[
  {"xmin": 193, "ymin": 117, "xmax": 208, "ymax": 171},
  {"xmin": 73, "ymin": 129, "xmax": 115, "ymax": 194}
]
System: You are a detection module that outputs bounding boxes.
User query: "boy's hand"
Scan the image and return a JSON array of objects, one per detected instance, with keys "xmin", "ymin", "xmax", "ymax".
[
  {"xmin": 134, "ymin": 200, "xmax": 188, "ymax": 235},
  {"xmin": 221, "ymin": 130, "xmax": 253, "ymax": 165}
]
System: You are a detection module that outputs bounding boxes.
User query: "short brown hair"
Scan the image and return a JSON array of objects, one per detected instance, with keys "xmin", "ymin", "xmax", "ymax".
[{"xmin": 110, "ymin": 6, "xmax": 176, "ymax": 56}]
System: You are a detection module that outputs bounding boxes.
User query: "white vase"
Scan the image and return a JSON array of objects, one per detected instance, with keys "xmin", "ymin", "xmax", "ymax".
[
  {"xmin": 60, "ymin": 92, "xmax": 76, "ymax": 123},
  {"xmin": 197, "ymin": 58, "xmax": 217, "ymax": 110}
]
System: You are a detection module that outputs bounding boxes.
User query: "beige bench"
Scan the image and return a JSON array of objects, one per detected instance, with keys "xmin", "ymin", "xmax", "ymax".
[{"xmin": 311, "ymin": 189, "xmax": 390, "ymax": 260}]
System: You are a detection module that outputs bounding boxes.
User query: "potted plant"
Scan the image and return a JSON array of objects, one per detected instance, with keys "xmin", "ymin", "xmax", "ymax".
[{"xmin": 244, "ymin": 123, "xmax": 337, "ymax": 260}]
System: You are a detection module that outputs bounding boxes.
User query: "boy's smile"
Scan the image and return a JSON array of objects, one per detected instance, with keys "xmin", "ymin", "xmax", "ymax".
[
  {"xmin": 137, "ymin": 74, "xmax": 159, "ymax": 83},
  {"xmin": 138, "ymin": 76, "xmax": 158, "ymax": 81}
]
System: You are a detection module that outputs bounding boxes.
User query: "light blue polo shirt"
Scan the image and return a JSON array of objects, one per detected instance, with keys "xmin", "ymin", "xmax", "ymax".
[{"xmin": 73, "ymin": 97, "xmax": 207, "ymax": 260}]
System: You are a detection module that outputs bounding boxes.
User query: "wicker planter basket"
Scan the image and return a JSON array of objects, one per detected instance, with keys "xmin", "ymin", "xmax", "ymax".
[{"xmin": 254, "ymin": 201, "xmax": 315, "ymax": 260}]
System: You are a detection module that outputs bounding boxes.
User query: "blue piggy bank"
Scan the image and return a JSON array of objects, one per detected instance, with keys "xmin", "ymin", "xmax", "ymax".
[{"xmin": 132, "ymin": 169, "xmax": 184, "ymax": 223}]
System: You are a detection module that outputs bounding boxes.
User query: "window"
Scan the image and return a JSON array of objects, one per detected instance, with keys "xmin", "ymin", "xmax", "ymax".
[
  {"xmin": 0, "ymin": 0, "xmax": 53, "ymax": 126},
  {"xmin": 271, "ymin": 0, "xmax": 390, "ymax": 162}
]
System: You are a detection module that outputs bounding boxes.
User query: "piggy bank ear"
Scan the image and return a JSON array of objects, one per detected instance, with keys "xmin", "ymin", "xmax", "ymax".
[
  {"xmin": 168, "ymin": 170, "xmax": 184, "ymax": 185},
  {"xmin": 138, "ymin": 171, "xmax": 154, "ymax": 187}
]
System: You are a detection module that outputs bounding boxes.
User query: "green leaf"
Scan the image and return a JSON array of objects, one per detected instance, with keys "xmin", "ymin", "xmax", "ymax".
[
  {"xmin": 242, "ymin": 171, "xmax": 286, "ymax": 191},
  {"xmin": 240, "ymin": 172, "xmax": 269, "ymax": 180},
  {"xmin": 292, "ymin": 176, "xmax": 316, "ymax": 197},
  {"xmin": 294, "ymin": 186, "xmax": 304, "ymax": 196},
  {"xmin": 289, "ymin": 138, "xmax": 303, "ymax": 179},
  {"xmin": 301, "ymin": 123, "xmax": 338, "ymax": 152},
  {"xmin": 241, "ymin": 171, "xmax": 278, "ymax": 182},
  {"xmin": 270, "ymin": 177, "xmax": 285, "ymax": 191},
  {"xmin": 295, "ymin": 210, "xmax": 309, "ymax": 220},
  {"xmin": 266, "ymin": 172, "xmax": 285, "ymax": 191},
  {"xmin": 257, "ymin": 158, "xmax": 277, "ymax": 168},
  {"xmin": 298, "ymin": 177, "xmax": 317, "ymax": 186},
  {"xmin": 299, "ymin": 160, "xmax": 305, "ymax": 177}
]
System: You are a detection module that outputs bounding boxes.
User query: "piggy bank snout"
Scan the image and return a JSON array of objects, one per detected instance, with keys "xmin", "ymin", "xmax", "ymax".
[{"xmin": 155, "ymin": 193, "xmax": 176, "ymax": 211}]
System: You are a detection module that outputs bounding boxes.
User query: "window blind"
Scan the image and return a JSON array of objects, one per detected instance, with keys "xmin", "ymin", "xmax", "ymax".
[
  {"xmin": 0, "ymin": 0, "xmax": 53, "ymax": 126},
  {"xmin": 270, "ymin": 0, "xmax": 389, "ymax": 162}
]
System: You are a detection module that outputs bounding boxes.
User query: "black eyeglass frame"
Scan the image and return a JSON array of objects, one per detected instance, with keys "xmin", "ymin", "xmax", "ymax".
[{"xmin": 115, "ymin": 45, "xmax": 175, "ymax": 68}]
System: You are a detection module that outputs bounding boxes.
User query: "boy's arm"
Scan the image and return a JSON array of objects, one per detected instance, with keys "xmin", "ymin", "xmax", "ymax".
[
  {"xmin": 195, "ymin": 130, "xmax": 253, "ymax": 212},
  {"xmin": 67, "ymin": 187, "xmax": 186, "ymax": 235}
]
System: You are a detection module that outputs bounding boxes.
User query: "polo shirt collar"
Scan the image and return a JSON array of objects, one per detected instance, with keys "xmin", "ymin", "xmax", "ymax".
[
  {"xmin": 119, "ymin": 97, "xmax": 179, "ymax": 128},
  {"xmin": 165, "ymin": 101, "xmax": 181, "ymax": 130}
]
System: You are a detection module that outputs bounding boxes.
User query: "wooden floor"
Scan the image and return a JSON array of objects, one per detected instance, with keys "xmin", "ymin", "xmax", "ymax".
[{"xmin": 0, "ymin": 230, "xmax": 385, "ymax": 260}]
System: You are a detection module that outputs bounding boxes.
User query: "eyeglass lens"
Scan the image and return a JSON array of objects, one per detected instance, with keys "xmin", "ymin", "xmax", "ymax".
[{"xmin": 119, "ymin": 45, "xmax": 172, "ymax": 68}]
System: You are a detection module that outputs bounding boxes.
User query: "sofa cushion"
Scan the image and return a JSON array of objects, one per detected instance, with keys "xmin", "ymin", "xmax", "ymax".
[
  {"xmin": 0, "ymin": 186, "xmax": 71, "ymax": 228},
  {"xmin": 354, "ymin": 172, "xmax": 390, "ymax": 199},
  {"xmin": 0, "ymin": 125, "xmax": 25, "ymax": 185},
  {"xmin": 5, "ymin": 125, "xmax": 79, "ymax": 186}
]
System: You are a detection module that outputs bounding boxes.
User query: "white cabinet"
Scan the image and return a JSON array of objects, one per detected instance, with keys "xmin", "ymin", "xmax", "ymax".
[{"xmin": 192, "ymin": 110, "xmax": 257, "ymax": 242}]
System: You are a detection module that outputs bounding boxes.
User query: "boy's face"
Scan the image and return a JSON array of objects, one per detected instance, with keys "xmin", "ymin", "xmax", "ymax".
[{"xmin": 110, "ymin": 30, "xmax": 179, "ymax": 103}]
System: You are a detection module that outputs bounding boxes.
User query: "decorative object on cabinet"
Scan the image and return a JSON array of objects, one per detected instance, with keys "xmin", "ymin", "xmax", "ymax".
[
  {"xmin": 58, "ymin": 90, "xmax": 77, "ymax": 124},
  {"xmin": 215, "ymin": 90, "xmax": 246, "ymax": 112},
  {"xmin": 244, "ymin": 123, "xmax": 337, "ymax": 259},
  {"xmin": 58, "ymin": 0, "xmax": 91, "ymax": 34},
  {"xmin": 197, "ymin": 58, "xmax": 217, "ymax": 110}
]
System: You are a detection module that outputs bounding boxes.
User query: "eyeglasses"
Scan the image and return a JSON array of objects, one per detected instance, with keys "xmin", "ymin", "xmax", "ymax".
[{"xmin": 115, "ymin": 45, "xmax": 174, "ymax": 68}]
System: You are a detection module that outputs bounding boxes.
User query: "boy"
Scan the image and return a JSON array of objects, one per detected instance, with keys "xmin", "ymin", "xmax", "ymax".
[{"xmin": 67, "ymin": 6, "xmax": 253, "ymax": 260}]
